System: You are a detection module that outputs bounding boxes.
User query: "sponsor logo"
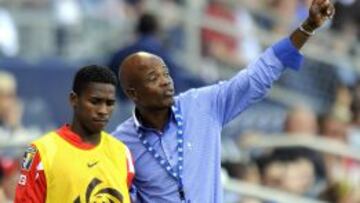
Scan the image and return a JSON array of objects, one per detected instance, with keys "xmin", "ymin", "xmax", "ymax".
[
  {"xmin": 87, "ymin": 161, "xmax": 99, "ymax": 168},
  {"xmin": 21, "ymin": 146, "xmax": 37, "ymax": 171},
  {"xmin": 73, "ymin": 178, "xmax": 123, "ymax": 203}
]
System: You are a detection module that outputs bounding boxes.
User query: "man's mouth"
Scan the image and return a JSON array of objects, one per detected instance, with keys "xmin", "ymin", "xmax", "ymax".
[
  {"xmin": 164, "ymin": 89, "xmax": 174, "ymax": 97},
  {"xmin": 93, "ymin": 119, "xmax": 108, "ymax": 124}
]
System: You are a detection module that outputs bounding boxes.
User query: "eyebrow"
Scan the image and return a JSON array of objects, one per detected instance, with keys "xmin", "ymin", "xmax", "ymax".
[
  {"xmin": 146, "ymin": 70, "xmax": 156, "ymax": 76},
  {"xmin": 145, "ymin": 65, "xmax": 168, "ymax": 76},
  {"xmin": 89, "ymin": 96, "xmax": 116, "ymax": 102}
]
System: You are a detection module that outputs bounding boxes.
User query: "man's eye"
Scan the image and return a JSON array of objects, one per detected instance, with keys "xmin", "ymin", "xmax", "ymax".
[
  {"xmin": 107, "ymin": 100, "xmax": 115, "ymax": 106},
  {"xmin": 148, "ymin": 75, "xmax": 157, "ymax": 81},
  {"xmin": 90, "ymin": 99, "xmax": 100, "ymax": 105}
]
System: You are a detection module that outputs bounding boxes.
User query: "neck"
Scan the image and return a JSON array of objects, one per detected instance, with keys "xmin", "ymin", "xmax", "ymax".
[
  {"xmin": 136, "ymin": 107, "xmax": 171, "ymax": 131},
  {"xmin": 70, "ymin": 119, "xmax": 101, "ymax": 145}
]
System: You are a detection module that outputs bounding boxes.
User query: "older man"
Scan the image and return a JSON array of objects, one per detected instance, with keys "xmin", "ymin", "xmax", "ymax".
[{"xmin": 113, "ymin": 0, "xmax": 335, "ymax": 202}]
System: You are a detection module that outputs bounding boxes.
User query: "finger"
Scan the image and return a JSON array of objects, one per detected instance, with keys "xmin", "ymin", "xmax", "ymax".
[
  {"xmin": 327, "ymin": 4, "xmax": 335, "ymax": 18},
  {"xmin": 312, "ymin": 0, "xmax": 325, "ymax": 12},
  {"xmin": 314, "ymin": 0, "xmax": 326, "ymax": 6},
  {"xmin": 319, "ymin": 0, "xmax": 332, "ymax": 15},
  {"xmin": 321, "ymin": 0, "xmax": 331, "ymax": 8},
  {"xmin": 319, "ymin": 1, "xmax": 335, "ymax": 19},
  {"xmin": 327, "ymin": 6, "xmax": 334, "ymax": 16}
]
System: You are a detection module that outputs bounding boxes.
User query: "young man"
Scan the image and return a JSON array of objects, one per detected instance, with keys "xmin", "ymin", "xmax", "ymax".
[
  {"xmin": 15, "ymin": 65, "xmax": 134, "ymax": 203},
  {"xmin": 112, "ymin": 0, "xmax": 335, "ymax": 202}
]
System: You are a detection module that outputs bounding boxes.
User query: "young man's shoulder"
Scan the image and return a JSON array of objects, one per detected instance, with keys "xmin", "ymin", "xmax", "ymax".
[
  {"xmin": 102, "ymin": 131, "xmax": 130, "ymax": 149},
  {"xmin": 32, "ymin": 130, "xmax": 58, "ymax": 145}
]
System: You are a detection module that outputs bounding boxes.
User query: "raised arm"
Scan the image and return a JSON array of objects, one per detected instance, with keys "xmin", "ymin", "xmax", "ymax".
[
  {"xmin": 290, "ymin": 0, "xmax": 335, "ymax": 49},
  {"xmin": 179, "ymin": 0, "xmax": 335, "ymax": 126}
]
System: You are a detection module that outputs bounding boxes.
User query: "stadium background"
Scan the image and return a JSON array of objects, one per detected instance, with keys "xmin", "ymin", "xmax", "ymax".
[{"xmin": 0, "ymin": 0, "xmax": 360, "ymax": 202}]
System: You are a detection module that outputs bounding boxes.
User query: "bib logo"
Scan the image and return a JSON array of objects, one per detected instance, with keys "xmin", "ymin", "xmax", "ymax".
[
  {"xmin": 74, "ymin": 178, "xmax": 123, "ymax": 203},
  {"xmin": 21, "ymin": 145, "xmax": 37, "ymax": 171}
]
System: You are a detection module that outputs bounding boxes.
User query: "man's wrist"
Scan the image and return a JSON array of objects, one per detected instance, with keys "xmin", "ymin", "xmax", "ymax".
[
  {"xmin": 299, "ymin": 25, "xmax": 315, "ymax": 36},
  {"xmin": 302, "ymin": 19, "xmax": 318, "ymax": 32}
]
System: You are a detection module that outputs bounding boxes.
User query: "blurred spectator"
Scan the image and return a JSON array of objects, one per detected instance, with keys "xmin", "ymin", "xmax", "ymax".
[
  {"xmin": 348, "ymin": 82, "xmax": 360, "ymax": 148},
  {"xmin": 329, "ymin": 0, "xmax": 360, "ymax": 72},
  {"xmin": 108, "ymin": 12, "xmax": 205, "ymax": 100},
  {"xmin": 53, "ymin": 0, "xmax": 82, "ymax": 55},
  {"xmin": 256, "ymin": 147, "xmax": 316, "ymax": 196},
  {"xmin": 265, "ymin": 0, "xmax": 298, "ymax": 33},
  {"xmin": 0, "ymin": 71, "xmax": 23, "ymax": 137},
  {"xmin": 53, "ymin": 0, "xmax": 82, "ymax": 27},
  {"xmin": 0, "ymin": 166, "xmax": 4, "ymax": 202},
  {"xmin": 331, "ymin": 0, "xmax": 360, "ymax": 41},
  {"xmin": 266, "ymin": 0, "xmax": 313, "ymax": 34},
  {"xmin": 202, "ymin": 0, "xmax": 237, "ymax": 62},
  {"xmin": 123, "ymin": 0, "xmax": 146, "ymax": 17},
  {"xmin": 284, "ymin": 105, "xmax": 318, "ymax": 136},
  {"xmin": 17, "ymin": 0, "xmax": 49, "ymax": 8},
  {"xmin": 0, "ymin": 8, "xmax": 19, "ymax": 57},
  {"xmin": 0, "ymin": 71, "xmax": 40, "ymax": 143},
  {"xmin": 319, "ymin": 113, "xmax": 348, "ymax": 143},
  {"xmin": 222, "ymin": 162, "xmax": 261, "ymax": 203},
  {"xmin": 201, "ymin": 0, "xmax": 261, "ymax": 68},
  {"xmin": 324, "ymin": 86, "xmax": 355, "ymax": 142},
  {"xmin": 283, "ymin": 105, "xmax": 326, "ymax": 188},
  {"xmin": 158, "ymin": 0, "xmax": 185, "ymax": 52},
  {"xmin": 80, "ymin": 0, "xmax": 136, "ymax": 24},
  {"xmin": 319, "ymin": 109, "xmax": 360, "ymax": 194},
  {"xmin": 0, "ymin": 157, "xmax": 19, "ymax": 202},
  {"xmin": 318, "ymin": 84, "xmax": 352, "ymax": 143},
  {"xmin": 320, "ymin": 182, "xmax": 360, "ymax": 203}
]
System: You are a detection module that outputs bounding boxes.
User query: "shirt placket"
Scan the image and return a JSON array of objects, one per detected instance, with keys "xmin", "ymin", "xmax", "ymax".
[{"xmin": 160, "ymin": 136, "xmax": 177, "ymax": 167}]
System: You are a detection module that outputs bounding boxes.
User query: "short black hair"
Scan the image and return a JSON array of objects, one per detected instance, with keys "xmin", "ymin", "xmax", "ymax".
[
  {"xmin": 72, "ymin": 65, "xmax": 117, "ymax": 95},
  {"xmin": 136, "ymin": 13, "xmax": 159, "ymax": 35},
  {"xmin": 256, "ymin": 147, "xmax": 314, "ymax": 176}
]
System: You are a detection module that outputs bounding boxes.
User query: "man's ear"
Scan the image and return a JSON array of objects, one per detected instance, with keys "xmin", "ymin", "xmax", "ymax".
[
  {"xmin": 69, "ymin": 91, "xmax": 78, "ymax": 107},
  {"xmin": 126, "ymin": 87, "xmax": 138, "ymax": 102}
]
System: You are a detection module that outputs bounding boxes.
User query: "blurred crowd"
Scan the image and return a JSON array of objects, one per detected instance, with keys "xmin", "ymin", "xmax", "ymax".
[
  {"xmin": 1, "ymin": 0, "xmax": 360, "ymax": 202},
  {"xmin": 224, "ymin": 86, "xmax": 360, "ymax": 202}
]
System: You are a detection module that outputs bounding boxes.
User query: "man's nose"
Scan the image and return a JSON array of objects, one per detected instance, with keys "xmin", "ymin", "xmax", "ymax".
[
  {"xmin": 160, "ymin": 75, "xmax": 172, "ymax": 86},
  {"xmin": 97, "ymin": 103, "xmax": 109, "ymax": 115}
]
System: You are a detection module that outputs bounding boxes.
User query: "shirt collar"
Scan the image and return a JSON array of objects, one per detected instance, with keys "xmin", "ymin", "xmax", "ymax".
[
  {"xmin": 56, "ymin": 124, "xmax": 98, "ymax": 150},
  {"xmin": 132, "ymin": 108, "xmax": 142, "ymax": 130},
  {"xmin": 132, "ymin": 108, "xmax": 175, "ymax": 132}
]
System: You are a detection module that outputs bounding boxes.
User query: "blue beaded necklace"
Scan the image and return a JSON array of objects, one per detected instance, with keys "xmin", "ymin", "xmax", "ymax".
[{"xmin": 137, "ymin": 105, "xmax": 186, "ymax": 201}]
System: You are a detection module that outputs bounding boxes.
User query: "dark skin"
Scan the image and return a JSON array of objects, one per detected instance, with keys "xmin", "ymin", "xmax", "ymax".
[
  {"xmin": 291, "ymin": 0, "xmax": 335, "ymax": 49},
  {"xmin": 120, "ymin": 0, "xmax": 334, "ymax": 132},
  {"xmin": 120, "ymin": 52, "xmax": 174, "ymax": 131},
  {"xmin": 69, "ymin": 82, "xmax": 116, "ymax": 145}
]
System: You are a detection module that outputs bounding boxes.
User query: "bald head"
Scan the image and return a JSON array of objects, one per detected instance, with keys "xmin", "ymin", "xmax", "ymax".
[
  {"xmin": 118, "ymin": 51, "xmax": 175, "ymax": 109},
  {"xmin": 119, "ymin": 52, "xmax": 165, "ymax": 92}
]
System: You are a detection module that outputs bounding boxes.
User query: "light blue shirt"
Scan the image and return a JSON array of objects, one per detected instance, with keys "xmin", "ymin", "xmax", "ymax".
[{"xmin": 112, "ymin": 38, "xmax": 303, "ymax": 203}]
